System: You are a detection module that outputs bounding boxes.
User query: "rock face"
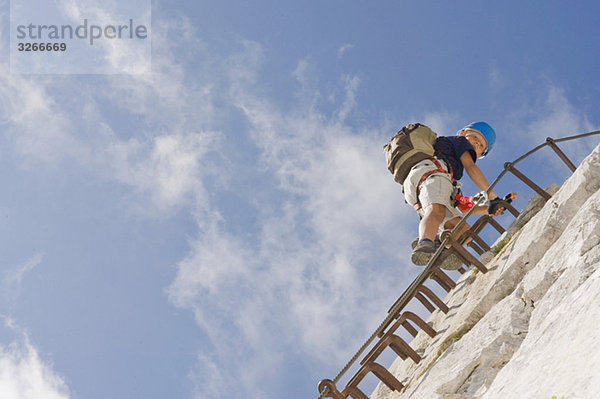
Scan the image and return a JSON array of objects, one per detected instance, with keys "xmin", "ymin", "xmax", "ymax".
[{"xmin": 371, "ymin": 143, "xmax": 600, "ymax": 399}]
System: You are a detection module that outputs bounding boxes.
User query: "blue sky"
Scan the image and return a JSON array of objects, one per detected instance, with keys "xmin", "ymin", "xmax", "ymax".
[{"xmin": 0, "ymin": 1, "xmax": 599, "ymax": 398}]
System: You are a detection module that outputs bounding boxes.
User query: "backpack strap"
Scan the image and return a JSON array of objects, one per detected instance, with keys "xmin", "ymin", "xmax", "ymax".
[{"xmin": 413, "ymin": 157, "xmax": 455, "ymax": 211}]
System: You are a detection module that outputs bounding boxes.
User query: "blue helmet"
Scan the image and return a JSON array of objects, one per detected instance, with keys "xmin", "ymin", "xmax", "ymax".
[{"xmin": 458, "ymin": 121, "xmax": 496, "ymax": 158}]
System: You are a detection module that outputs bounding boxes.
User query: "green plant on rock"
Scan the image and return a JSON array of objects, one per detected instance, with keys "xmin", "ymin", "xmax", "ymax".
[
  {"xmin": 490, "ymin": 236, "xmax": 511, "ymax": 255},
  {"xmin": 452, "ymin": 329, "xmax": 466, "ymax": 343}
]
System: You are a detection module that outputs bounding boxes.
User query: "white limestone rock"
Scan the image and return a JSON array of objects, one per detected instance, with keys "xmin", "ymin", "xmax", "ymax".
[
  {"xmin": 482, "ymin": 267, "xmax": 600, "ymax": 398},
  {"xmin": 403, "ymin": 293, "xmax": 532, "ymax": 399},
  {"xmin": 481, "ymin": 188, "xmax": 600, "ymax": 398}
]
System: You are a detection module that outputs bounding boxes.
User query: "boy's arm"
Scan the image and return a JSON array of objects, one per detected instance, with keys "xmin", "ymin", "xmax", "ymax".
[
  {"xmin": 460, "ymin": 152, "xmax": 499, "ymax": 200},
  {"xmin": 460, "ymin": 205, "xmax": 489, "ymax": 215}
]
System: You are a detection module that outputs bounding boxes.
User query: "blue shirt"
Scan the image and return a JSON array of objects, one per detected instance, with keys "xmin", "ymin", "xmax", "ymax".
[{"xmin": 434, "ymin": 136, "xmax": 477, "ymax": 180}]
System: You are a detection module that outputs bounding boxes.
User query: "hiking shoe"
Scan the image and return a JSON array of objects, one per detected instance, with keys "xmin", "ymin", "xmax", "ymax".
[
  {"xmin": 411, "ymin": 237, "xmax": 464, "ymax": 270},
  {"xmin": 411, "ymin": 236, "xmax": 442, "ymax": 250},
  {"xmin": 437, "ymin": 251, "xmax": 464, "ymax": 270},
  {"xmin": 411, "ymin": 240, "xmax": 437, "ymax": 266}
]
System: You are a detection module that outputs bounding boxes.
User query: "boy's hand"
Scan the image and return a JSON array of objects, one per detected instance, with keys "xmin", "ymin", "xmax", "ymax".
[{"xmin": 488, "ymin": 192, "xmax": 518, "ymax": 216}]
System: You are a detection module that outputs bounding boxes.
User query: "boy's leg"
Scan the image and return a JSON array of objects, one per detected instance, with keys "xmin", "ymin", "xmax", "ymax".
[
  {"xmin": 419, "ymin": 203, "xmax": 446, "ymax": 241},
  {"xmin": 412, "ymin": 203, "xmax": 446, "ymax": 266},
  {"xmin": 404, "ymin": 162, "xmax": 458, "ymax": 266},
  {"xmin": 443, "ymin": 217, "xmax": 472, "ymax": 245},
  {"xmin": 434, "ymin": 216, "xmax": 473, "ymax": 270},
  {"xmin": 413, "ymin": 191, "xmax": 468, "ymax": 268}
]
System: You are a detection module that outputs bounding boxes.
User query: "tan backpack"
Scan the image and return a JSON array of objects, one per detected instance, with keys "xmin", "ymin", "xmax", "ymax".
[{"xmin": 384, "ymin": 123, "xmax": 438, "ymax": 184}]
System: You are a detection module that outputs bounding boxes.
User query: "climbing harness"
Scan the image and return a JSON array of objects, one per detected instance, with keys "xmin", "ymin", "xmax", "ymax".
[{"xmin": 412, "ymin": 157, "xmax": 455, "ymax": 211}]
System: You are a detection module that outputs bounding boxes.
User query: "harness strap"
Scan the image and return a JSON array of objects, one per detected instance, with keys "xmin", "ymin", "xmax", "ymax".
[{"xmin": 413, "ymin": 157, "xmax": 455, "ymax": 211}]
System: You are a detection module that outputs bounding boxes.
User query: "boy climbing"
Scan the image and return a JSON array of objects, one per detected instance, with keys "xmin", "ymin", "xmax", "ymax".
[{"xmin": 386, "ymin": 121, "xmax": 517, "ymax": 270}]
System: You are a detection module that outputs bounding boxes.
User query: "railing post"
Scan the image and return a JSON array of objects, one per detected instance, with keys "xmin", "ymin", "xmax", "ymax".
[
  {"xmin": 546, "ymin": 137, "xmax": 577, "ymax": 172},
  {"xmin": 504, "ymin": 162, "xmax": 552, "ymax": 200}
]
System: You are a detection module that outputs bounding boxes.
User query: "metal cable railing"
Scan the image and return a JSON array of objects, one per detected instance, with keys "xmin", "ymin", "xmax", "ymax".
[{"xmin": 317, "ymin": 130, "xmax": 600, "ymax": 399}]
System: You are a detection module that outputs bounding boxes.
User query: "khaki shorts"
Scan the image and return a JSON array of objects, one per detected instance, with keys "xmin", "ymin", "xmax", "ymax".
[{"xmin": 403, "ymin": 158, "xmax": 463, "ymax": 224}]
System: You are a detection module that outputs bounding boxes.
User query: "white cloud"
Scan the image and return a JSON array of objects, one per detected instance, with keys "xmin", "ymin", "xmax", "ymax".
[
  {"xmin": 526, "ymin": 86, "xmax": 593, "ymax": 140},
  {"xmin": 0, "ymin": 9, "xmax": 70, "ymax": 399},
  {"xmin": 0, "ymin": 321, "xmax": 70, "ymax": 399},
  {"xmin": 0, "ymin": 74, "xmax": 83, "ymax": 164},
  {"xmin": 100, "ymin": 131, "xmax": 215, "ymax": 212},
  {"xmin": 335, "ymin": 74, "xmax": 360, "ymax": 122},
  {"xmin": 189, "ymin": 355, "xmax": 226, "ymax": 399},
  {"xmin": 168, "ymin": 41, "xmax": 419, "ymax": 397},
  {"xmin": 56, "ymin": 0, "xmax": 151, "ymax": 74},
  {"xmin": 0, "ymin": 12, "xmax": 218, "ymax": 215},
  {"xmin": 168, "ymin": 217, "xmax": 252, "ymax": 310},
  {"xmin": 489, "ymin": 64, "xmax": 505, "ymax": 92},
  {"xmin": 422, "ymin": 110, "xmax": 461, "ymax": 135},
  {"xmin": 292, "ymin": 58, "xmax": 321, "ymax": 108},
  {"xmin": 337, "ymin": 43, "xmax": 355, "ymax": 59},
  {"xmin": 1, "ymin": 7, "xmax": 463, "ymax": 397},
  {"xmin": 2, "ymin": 254, "xmax": 43, "ymax": 303},
  {"xmin": 515, "ymin": 84, "xmax": 596, "ymax": 169}
]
